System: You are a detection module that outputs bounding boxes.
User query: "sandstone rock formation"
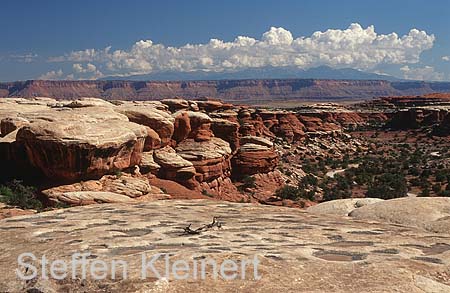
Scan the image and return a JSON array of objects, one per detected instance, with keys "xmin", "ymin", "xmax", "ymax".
[
  {"xmin": 17, "ymin": 117, "xmax": 147, "ymax": 181},
  {"xmin": 210, "ymin": 118, "xmax": 240, "ymax": 151},
  {"xmin": 349, "ymin": 197, "xmax": 450, "ymax": 233},
  {"xmin": 307, "ymin": 198, "xmax": 384, "ymax": 216},
  {"xmin": 175, "ymin": 138, "xmax": 235, "ymax": 196},
  {"xmin": 3, "ymin": 79, "xmax": 450, "ymax": 101},
  {"xmin": 0, "ymin": 97, "xmax": 295, "ymax": 205},
  {"xmin": 153, "ymin": 146, "xmax": 198, "ymax": 188},
  {"xmin": 139, "ymin": 151, "xmax": 161, "ymax": 174},
  {"xmin": 1, "ymin": 199, "xmax": 449, "ymax": 292},
  {"xmin": 41, "ymin": 174, "xmax": 168, "ymax": 205},
  {"xmin": 259, "ymin": 110, "xmax": 305, "ymax": 142},
  {"xmin": 116, "ymin": 103, "xmax": 174, "ymax": 147},
  {"xmin": 185, "ymin": 111, "xmax": 213, "ymax": 141},
  {"xmin": 232, "ymin": 136, "xmax": 279, "ymax": 178}
]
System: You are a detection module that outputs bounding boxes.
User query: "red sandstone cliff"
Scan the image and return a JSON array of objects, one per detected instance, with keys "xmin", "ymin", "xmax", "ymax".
[{"xmin": 2, "ymin": 79, "xmax": 450, "ymax": 102}]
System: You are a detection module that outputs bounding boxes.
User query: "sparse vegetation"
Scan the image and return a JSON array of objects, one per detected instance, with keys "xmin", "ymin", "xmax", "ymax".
[
  {"xmin": 238, "ymin": 175, "xmax": 256, "ymax": 192},
  {"xmin": 202, "ymin": 189, "xmax": 214, "ymax": 197},
  {"xmin": 0, "ymin": 180, "xmax": 43, "ymax": 210}
]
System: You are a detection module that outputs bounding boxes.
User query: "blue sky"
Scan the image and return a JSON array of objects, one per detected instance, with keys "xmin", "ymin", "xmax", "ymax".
[{"xmin": 0, "ymin": 0, "xmax": 449, "ymax": 81}]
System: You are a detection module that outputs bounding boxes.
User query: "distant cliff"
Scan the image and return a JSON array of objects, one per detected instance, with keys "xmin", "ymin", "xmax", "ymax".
[{"xmin": 1, "ymin": 79, "xmax": 450, "ymax": 101}]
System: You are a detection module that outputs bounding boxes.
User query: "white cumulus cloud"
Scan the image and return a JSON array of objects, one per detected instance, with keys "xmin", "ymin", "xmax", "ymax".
[
  {"xmin": 72, "ymin": 63, "xmax": 103, "ymax": 79},
  {"xmin": 47, "ymin": 23, "xmax": 435, "ymax": 78},
  {"xmin": 443, "ymin": 56, "xmax": 450, "ymax": 62},
  {"xmin": 38, "ymin": 69, "xmax": 64, "ymax": 80},
  {"xmin": 400, "ymin": 65, "xmax": 445, "ymax": 81}
]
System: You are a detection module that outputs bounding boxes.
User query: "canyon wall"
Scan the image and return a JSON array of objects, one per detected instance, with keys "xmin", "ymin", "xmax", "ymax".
[{"xmin": 1, "ymin": 79, "xmax": 450, "ymax": 101}]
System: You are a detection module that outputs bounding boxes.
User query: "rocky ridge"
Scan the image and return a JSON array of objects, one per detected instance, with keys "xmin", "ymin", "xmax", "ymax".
[
  {"xmin": 3, "ymin": 94, "xmax": 450, "ymax": 207},
  {"xmin": 2, "ymin": 79, "xmax": 450, "ymax": 101}
]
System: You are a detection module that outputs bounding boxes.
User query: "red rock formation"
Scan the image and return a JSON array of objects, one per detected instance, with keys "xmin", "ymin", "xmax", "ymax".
[
  {"xmin": 116, "ymin": 104, "xmax": 174, "ymax": 147},
  {"xmin": 16, "ymin": 119, "xmax": 148, "ymax": 182},
  {"xmin": 261, "ymin": 111, "xmax": 305, "ymax": 142},
  {"xmin": 386, "ymin": 107, "xmax": 450, "ymax": 135},
  {"xmin": 3, "ymin": 79, "xmax": 450, "ymax": 101},
  {"xmin": 210, "ymin": 118, "xmax": 240, "ymax": 152},
  {"xmin": 185, "ymin": 111, "xmax": 213, "ymax": 142},
  {"xmin": 297, "ymin": 114, "xmax": 341, "ymax": 132},
  {"xmin": 153, "ymin": 146, "xmax": 198, "ymax": 189},
  {"xmin": 172, "ymin": 112, "xmax": 191, "ymax": 143},
  {"xmin": 175, "ymin": 138, "xmax": 232, "ymax": 183},
  {"xmin": 41, "ymin": 174, "xmax": 169, "ymax": 205},
  {"xmin": 238, "ymin": 110, "xmax": 274, "ymax": 138},
  {"xmin": 232, "ymin": 137, "xmax": 279, "ymax": 178}
]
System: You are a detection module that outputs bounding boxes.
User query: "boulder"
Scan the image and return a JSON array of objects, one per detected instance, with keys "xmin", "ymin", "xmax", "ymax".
[
  {"xmin": 1, "ymin": 117, "xmax": 29, "ymax": 137},
  {"xmin": 143, "ymin": 127, "xmax": 161, "ymax": 151}
]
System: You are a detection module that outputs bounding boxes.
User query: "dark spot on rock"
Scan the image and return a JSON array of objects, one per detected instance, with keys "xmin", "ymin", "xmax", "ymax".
[
  {"xmin": 328, "ymin": 241, "xmax": 374, "ymax": 247},
  {"xmin": 65, "ymin": 239, "xmax": 83, "ymax": 245},
  {"xmin": 110, "ymin": 245, "xmax": 155, "ymax": 256},
  {"xmin": 314, "ymin": 250, "xmax": 367, "ymax": 262},
  {"xmin": 412, "ymin": 256, "xmax": 443, "ymax": 264},
  {"xmin": 348, "ymin": 230, "xmax": 384, "ymax": 235},
  {"xmin": 327, "ymin": 235, "xmax": 344, "ymax": 241},
  {"xmin": 110, "ymin": 228, "xmax": 153, "ymax": 237},
  {"xmin": 371, "ymin": 248, "xmax": 400, "ymax": 254},
  {"xmin": 422, "ymin": 243, "xmax": 450, "ymax": 255}
]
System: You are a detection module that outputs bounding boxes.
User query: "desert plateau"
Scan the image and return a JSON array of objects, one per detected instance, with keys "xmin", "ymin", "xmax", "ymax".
[{"xmin": 2, "ymin": 0, "xmax": 450, "ymax": 291}]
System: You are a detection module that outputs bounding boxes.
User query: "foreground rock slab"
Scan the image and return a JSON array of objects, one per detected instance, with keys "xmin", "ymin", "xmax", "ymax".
[
  {"xmin": 307, "ymin": 198, "xmax": 384, "ymax": 216},
  {"xmin": 349, "ymin": 197, "xmax": 450, "ymax": 233},
  {"xmin": 0, "ymin": 200, "xmax": 449, "ymax": 292}
]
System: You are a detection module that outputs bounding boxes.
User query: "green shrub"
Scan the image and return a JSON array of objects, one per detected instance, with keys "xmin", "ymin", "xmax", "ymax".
[
  {"xmin": 238, "ymin": 175, "xmax": 256, "ymax": 192},
  {"xmin": 201, "ymin": 189, "xmax": 214, "ymax": 197},
  {"xmin": 274, "ymin": 185, "xmax": 315, "ymax": 201},
  {"xmin": 242, "ymin": 175, "xmax": 256, "ymax": 188},
  {"xmin": 0, "ymin": 180, "xmax": 43, "ymax": 210},
  {"xmin": 438, "ymin": 190, "xmax": 450, "ymax": 197},
  {"xmin": 366, "ymin": 173, "xmax": 407, "ymax": 199},
  {"xmin": 275, "ymin": 185, "xmax": 300, "ymax": 200}
]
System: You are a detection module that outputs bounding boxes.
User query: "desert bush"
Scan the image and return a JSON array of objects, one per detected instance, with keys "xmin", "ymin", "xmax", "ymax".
[
  {"xmin": 0, "ymin": 180, "xmax": 43, "ymax": 210},
  {"xmin": 238, "ymin": 175, "xmax": 256, "ymax": 192},
  {"xmin": 366, "ymin": 173, "xmax": 407, "ymax": 199},
  {"xmin": 275, "ymin": 184, "xmax": 315, "ymax": 201}
]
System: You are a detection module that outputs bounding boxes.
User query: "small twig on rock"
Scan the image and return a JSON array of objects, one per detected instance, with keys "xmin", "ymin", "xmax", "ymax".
[{"xmin": 182, "ymin": 217, "xmax": 222, "ymax": 235}]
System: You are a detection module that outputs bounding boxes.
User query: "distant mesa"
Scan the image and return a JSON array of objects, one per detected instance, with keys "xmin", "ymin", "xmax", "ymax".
[{"xmin": 1, "ymin": 77, "xmax": 450, "ymax": 102}]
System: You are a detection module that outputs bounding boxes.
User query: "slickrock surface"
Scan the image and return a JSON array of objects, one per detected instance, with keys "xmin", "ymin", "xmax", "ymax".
[
  {"xmin": 0, "ymin": 199, "xmax": 449, "ymax": 292},
  {"xmin": 349, "ymin": 197, "xmax": 450, "ymax": 233},
  {"xmin": 307, "ymin": 198, "xmax": 385, "ymax": 216}
]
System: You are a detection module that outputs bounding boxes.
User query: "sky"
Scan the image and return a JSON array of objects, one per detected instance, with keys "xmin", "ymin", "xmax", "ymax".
[{"xmin": 0, "ymin": 0, "xmax": 449, "ymax": 82}]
